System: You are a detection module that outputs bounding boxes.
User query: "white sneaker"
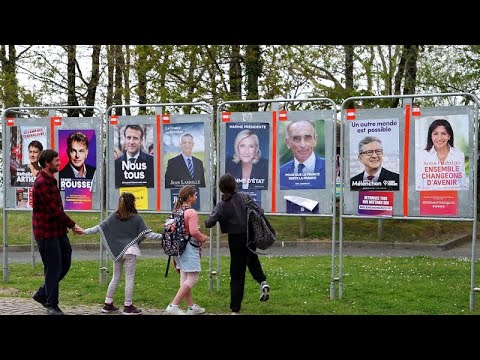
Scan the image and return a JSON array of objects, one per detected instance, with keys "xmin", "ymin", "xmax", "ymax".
[
  {"xmin": 260, "ymin": 281, "xmax": 270, "ymax": 302},
  {"xmin": 186, "ymin": 304, "xmax": 205, "ymax": 315},
  {"xmin": 166, "ymin": 303, "xmax": 185, "ymax": 315}
]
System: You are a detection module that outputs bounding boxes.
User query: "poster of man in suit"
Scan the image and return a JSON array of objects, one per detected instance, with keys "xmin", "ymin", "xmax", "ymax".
[
  {"xmin": 114, "ymin": 124, "xmax": 155, "ymax": 188},
  {"xmin": 349, "ymin": 118, "xmax": 400, "ymax": 191},
  {"xmin": 58, "ymin": 129, "xmax": 96, "ymax": 191},
  {"xmin": 279, "ymin": 119, "xmax": 326, "ymax": 190},
  {"xmin": 163, "ymin": 122, "xmax": 206, "ymax": 189}
]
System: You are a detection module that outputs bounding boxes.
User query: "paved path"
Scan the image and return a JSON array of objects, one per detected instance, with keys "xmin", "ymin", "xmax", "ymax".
[
  {"xmin": 0, "ymin": 296, "xmax": 169, "ymax": 315},
  {"xmin": 2, "ymin": 238, "xmax": 478, "ymax": 263}
]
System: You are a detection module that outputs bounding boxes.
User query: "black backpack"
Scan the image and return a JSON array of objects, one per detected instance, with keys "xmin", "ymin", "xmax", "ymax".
[
  {"xmin": 239, "ymin": 192, "xmax": 276, "ymax": 254},
  {"xmin": 161, "ymin": 207, "xmax": 198, "ymax": 276},
  {"xmin": 162, "ymin": 207, "xmax": 191, "ymax": 257}
]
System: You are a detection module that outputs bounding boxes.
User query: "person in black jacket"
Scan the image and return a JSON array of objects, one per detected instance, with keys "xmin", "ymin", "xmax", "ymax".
[{"xmin": 205, "ymin": 173, "xmax": 270, "ymax": 315}]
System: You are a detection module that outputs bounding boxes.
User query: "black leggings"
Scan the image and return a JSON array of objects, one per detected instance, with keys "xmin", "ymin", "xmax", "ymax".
[{"xmin": 228, "ymin": 233, "xmax": 266, "ymax": 312}]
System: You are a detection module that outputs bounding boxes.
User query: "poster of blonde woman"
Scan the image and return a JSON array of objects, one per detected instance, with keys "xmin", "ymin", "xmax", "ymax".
[
  {"xmin": 225, "ymin": 123, "xmax": 269, "ymax": 191},
  {"xmin": 415, "ymin": 115, "xmax": 469, "ymax": 191}
]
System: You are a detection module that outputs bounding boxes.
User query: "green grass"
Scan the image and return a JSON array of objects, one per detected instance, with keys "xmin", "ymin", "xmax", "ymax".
[
  {"xmin": 1, "ymin": 211, "xmax": 474, "ymax": 246},
  {"xmin": 1, "ymin": 255, "xmax": 479, "ymax": 314}
]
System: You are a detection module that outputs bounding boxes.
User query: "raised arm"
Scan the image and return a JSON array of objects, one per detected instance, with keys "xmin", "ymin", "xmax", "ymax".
[
  {"xmin": 144, "ymin": 231, "xmax": 163, "ymax": 241},
  {"xmin": 185, "ymin": 209, "xmax": 209, "ymax": 242}
]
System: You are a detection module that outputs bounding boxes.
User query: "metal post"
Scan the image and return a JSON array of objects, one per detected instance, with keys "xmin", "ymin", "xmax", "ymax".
[
  {"xmin": 299, "ymin": 217, "xmax": 307, "ymax": 237},
  {"xmin": 377, "ymin": 219, "xmax": 384, "ymax": 240},
  {"xmin": 31, "ymin": 230, "xmax": 36, "ymax": 269},
  {"xmin": 2, "ymin": 209, "xmax": 8, "ymax": 282}
]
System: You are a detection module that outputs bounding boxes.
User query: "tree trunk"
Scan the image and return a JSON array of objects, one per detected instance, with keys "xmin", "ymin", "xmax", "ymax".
[
  {"xmin": 114, "ymin": 45, "xmax": 124, "ymax": 115},
  {"xmin": 392, "ymin": 45, "xmax": 408, "ymax": 108},
  {"xmin": 67, "ymin": 45, "xmax": 80, "ymax": 117},
  {"xmin": 404, "ymin": 45, "xmax": 419, "ymax": 95},
  {"xmin": 0, "ymin": 45, "xmax": 20, "ymax": 117},
  {"xmin": 245, "ymin": 45, "xmax": 262, "ymax": 112},
  {"xmin": 106, "ymin": 45, "xmax": 114, "ymax": 112},
  {"xmin": 183, "ymin": 46, "xmax": 199, "ymax": 114},
  {"xmin": 84, "ymin": 45, "xmax": 101, "ymax": 117},
  {"xmin": 229, "ymin": 45, "xmax": 242, "ymax": 111},
  {"xmin": 158, "ymin": 46, "xmax": 171, "ymax": 104},
  {"xmin": 135, "ymin": 45, "xmax": 148, "ymax": 115},
  {"xmin": 123, "ymin": 45, "xmax": 131, "ymax": 116},
  {"xmin": 344, "ymin": 45, "xmax": 354, "ymax": 109}
]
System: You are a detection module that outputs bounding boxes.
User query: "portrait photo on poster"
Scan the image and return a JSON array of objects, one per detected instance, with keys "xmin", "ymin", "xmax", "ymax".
[
  {"xmin": 279, "ymin": 119, "xmax": 326, "ymax": 190},
  {"xmin": 11, "ymin": 126, "xmax": 47, "ymax": 188},
  {"xmin": 349, "ymin": 118, "xmax": 400, "ymax": 191},
  {"xmin": 163, "ymin": 122, "xmax": 206, "ymax": 189},
  {"xmin": 114, "ymin": 124, "xmax": 155, "ymax": 188},
  {"xmin": 225, "ymin": 122, "xmax": 269, "ymax": 191},
  {"xmin": 16, "ymin": 187, "xmax": 30, "ymax": 208},
  {"xmin": 58, "ymin": 130, "xmax": 97, "ymax": 191},
  {"xmin": 415, "ymin": 115, "xmax": 469, "ymax": 191}
]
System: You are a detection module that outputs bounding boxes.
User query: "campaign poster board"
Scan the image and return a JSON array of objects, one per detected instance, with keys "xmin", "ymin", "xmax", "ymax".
[
  {"xmin": 415, "ymin": 115, "xmax": 469, "ymax": 191},
  {"xmin": 12, "ymin": 126, "xmax": 47, "ymax": 187},
  {"xmin": 163, "ymin": 122, "xmax": 206, "ymax": 189},
  {"xmin": 114, "ymin": 124, "xmax": 155, "ymax": 188},
  {"xmin": 58, "ymin": 129, "xmax": 97, "ymax": 192},
  {"xmin": 349, "ymin": 118, "xmax": 400, "ymax": 191},
  {"xmin": 279, "ymin": 119, "xmax": 326, "ymax": 190},
  {"xmin": 225, "ymin": 122, "xmax": 269, "ymax": 191}
]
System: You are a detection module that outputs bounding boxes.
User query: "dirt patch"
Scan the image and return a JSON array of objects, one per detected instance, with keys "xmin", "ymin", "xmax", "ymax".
[{"xmin": 0, "ymin": 288, "xmax": 21, "ymax": 296}]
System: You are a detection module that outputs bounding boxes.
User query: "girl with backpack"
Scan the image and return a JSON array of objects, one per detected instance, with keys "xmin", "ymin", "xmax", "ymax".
[
  {"xmin": 205, "ymin": 173, "xmax": 270, "ymax": 315},
  {"xmin": 165, "ymin": 185, "xmax": 209, "ymax": 315},
  {"xmin": 79, "ymin": 192, "xmax": 163, "ymax": 315}
]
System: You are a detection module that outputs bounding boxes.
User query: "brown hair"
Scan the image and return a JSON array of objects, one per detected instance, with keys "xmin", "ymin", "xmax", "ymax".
[
  {"xmin": 28, "ymin": 140, "xmax": 43, "ymax": 152},
  {"xmin": 219, "ymin": 173, "xmax": 237, "ymax": 201},
  {"xmin": 425, "ymin": 119, "xmax": 454, "ymax": 151},
  {"xmin": 124, "ymin": 124, "xmax": 144, "ymax": 139},
  {"xmin": 173, "ymin": 185, "xmax": 196, "ymax": 211},
  {"xmin": 67, "ymin": 132, "xmax": 89, "ymax": 150},
  {"xmin": 116, "ymin": 192, "xmax": 137, "ymax": 220},
  {"xmin": 38, "ymin": 149, "xmax": 58, "ymax": 168}
]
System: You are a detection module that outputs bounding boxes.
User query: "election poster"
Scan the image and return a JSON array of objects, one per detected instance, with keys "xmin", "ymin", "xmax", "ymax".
[
  {"xmin": 163, "ymin": 122, "xmax": 206, "ymax": 189},
  {"xmin": 349, "ymin": 118, "xmax": 400, "ymax": 191},
  {"xmin": 415, "ymin": 115, "xmax": 469, "ymax": 191},
  {"xmin": 225, "ymin": 122, "xmax": 269, "ymax": 191},
  {"xmin": 279, "ymin": 120, "xmax": 326, "ymax": 190}
]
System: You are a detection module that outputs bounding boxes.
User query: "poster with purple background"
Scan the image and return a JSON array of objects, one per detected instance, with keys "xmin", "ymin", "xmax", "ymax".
[
  {"xmin": 357, "ymin": 191, "xmax": 393, "ymax": 217},
  {"xmin": 58, "ymin": 129, "xmax": 97, "ymax": 192},
  {"xmin": 64, "ymin": 187, "xmax": 93, "ymax": 210}
]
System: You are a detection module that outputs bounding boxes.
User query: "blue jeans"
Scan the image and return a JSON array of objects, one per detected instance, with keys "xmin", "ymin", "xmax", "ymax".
[{"xmin": 36, "ymin": 235, "xmax": 72, "ymax": 307}]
